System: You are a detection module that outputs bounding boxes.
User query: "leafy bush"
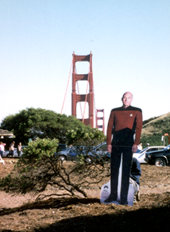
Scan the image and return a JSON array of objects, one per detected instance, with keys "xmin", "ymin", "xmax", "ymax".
[
  {"xmin": 0, "ymin": 108, "xmax": 105, "ymax": 146},
  {"xmin": 0, "ymin": 138, "xmax": 59, "ymax": 193},
  {"xmin": 66, "ymin": 127, "xmax": 105, "ymax": 146},
  {"xmin": 20, "ymin": 138, "xmax": 59, "ymax": 164},
  {"xmin": 0, "ymin": 138, "xmax": 109, "ymax": 197},
  {"xmin": 0, "ymin": 174, "xmax": 35, "ymax": 193},
  {"xmin": 141, "ymin": 134, "xmax": 163, "ymax": 147}
]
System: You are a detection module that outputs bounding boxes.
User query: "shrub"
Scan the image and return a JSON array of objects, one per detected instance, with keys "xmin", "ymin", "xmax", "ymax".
[
  {"xmin": 20, "ymin": 138, "xmax": 59, "ymax": 165},
  {"xmin": 0, "ymin": 138, "xmax": 109, "ymax": 197},
  {"xmin": 0, "ymin": 138, "xmax": 59, "ymax": 193},
  {"xmin": 1, "ymin": 108, "xmax": 105, "ymax": 145}
]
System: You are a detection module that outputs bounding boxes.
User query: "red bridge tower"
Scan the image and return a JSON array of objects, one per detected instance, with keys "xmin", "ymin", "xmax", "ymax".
[
  {"xmin": 72, "ymin": 52, "xmax": 94, "ymax": 128},
  {"xmin": 96, "ymin": 109, "xmax": 105, "ymax": 134}
]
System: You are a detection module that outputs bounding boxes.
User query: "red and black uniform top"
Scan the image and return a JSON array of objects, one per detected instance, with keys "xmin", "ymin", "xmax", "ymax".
[{"xmin": 107, "ymin": 106, "xmax": 143, "ymax": 147}]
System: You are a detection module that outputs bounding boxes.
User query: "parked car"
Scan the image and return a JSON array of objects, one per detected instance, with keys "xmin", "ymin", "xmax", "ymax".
[
  {"xmin": 145, "ymin": 144, "xmax": 170, "ymax": 166},
  {"xmin": 57, "ymin": 144, "xmax": 67, "ymax": 152},
  {"xmin": 85, "ymin": 142, "xmax": 111, "ymax": 163},
  {"xmin": 133, "ymin": 146, "xmax": 165, "ymax": 163},
  {"xmin": 54, "ymin": 146, "xmax": 78, "ymax": 161},
  {"xmin": 55, "ymin": 142, "xmax": 110, "ymax": 163}
]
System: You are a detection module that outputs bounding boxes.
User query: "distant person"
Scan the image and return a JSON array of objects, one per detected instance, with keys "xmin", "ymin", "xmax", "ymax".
[
  {"xmin": 0, "ymin": 141, "xmax": 5, "ymax": 157},
  {"xmin": 130, "ymin": 157, "xmax": 141, "ymax": 202},
  {"xmin": 138, "ymin": 143, "xmax": 143, "ymax": 151},
  {"xmin": 9, "ymin": 141, "xmax": 15, "ymax": 157},
  {"xmin": 105, "ymin": 91, "xmax": 143, "ymax": 205},
  {"xmin": 17, "ymin": 142, "xmax": 22, "ymax": 157},
  {"xmin": 0, "ymin": 142, "xmax": 5, "ymax": 165}
]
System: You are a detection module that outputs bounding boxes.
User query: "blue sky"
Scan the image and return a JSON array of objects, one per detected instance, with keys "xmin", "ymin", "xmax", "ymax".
[{"xmin": 0, "ymin": 0, "xmax": 170, "ymax": 131}]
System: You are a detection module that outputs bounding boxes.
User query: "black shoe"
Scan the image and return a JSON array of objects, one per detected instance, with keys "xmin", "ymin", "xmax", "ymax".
[
  {"xmin": 104, "ymin": 195, "xmax": 117, "ymax": 203},
  {"xmin": 120, "ymin": 200, "xmax": 128, "ymax": 205}
]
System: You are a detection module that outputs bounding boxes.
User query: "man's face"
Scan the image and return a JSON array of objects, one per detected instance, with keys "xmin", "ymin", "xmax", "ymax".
[{"xmin": 122, "ymin": 92, "xmax": 133, "ymax": 108}]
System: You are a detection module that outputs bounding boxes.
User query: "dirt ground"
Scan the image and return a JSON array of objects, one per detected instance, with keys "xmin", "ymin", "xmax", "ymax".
[{"xmin": 0, "ymin": 158, "xmax": 170, "ymax": 232}]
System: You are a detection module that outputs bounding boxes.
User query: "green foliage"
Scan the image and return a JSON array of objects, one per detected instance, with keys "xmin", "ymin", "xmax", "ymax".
[
  {"xmin": 143, "ymin": 116, "xmax": 159, "ymax": 126},
  {"xmin": 0, "ymin": 138, "xmax": 108, "ymax": 196},
  {"xmin": 0, "ymin": 138, "xmax": 59, "ymax": 193},
  {"xmin": 141, "ymin": 113, "xmax": 170, "ymax": 147},
  {"xmin": 66, "ymin": 127, "xmax": 105, "ymax": 146},
  {"xmin": 141, "ymin": 134, "xmax": 163, "ymax": 147},
  {"xmin": 0, "ymin": 174, "xmax": 35, "ymax": 193},
  {"xmin": 20, "ymin": 138, "xmax": 59, "ymax": 165},
  {"xmin": 1, "ymin": 108, "xmax": 105, "ymax": 145}
]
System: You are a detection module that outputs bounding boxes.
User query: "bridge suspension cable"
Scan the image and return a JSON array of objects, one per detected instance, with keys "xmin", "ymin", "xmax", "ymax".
[{"xmin": 60, "ymin": 62, "xmax": 72, "ymax": 114}]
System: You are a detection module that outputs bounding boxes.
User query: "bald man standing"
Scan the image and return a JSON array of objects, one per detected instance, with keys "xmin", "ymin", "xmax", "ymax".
[{"xmin": 105, "ymin": 92, "xmax": 143, "ymax": 205}]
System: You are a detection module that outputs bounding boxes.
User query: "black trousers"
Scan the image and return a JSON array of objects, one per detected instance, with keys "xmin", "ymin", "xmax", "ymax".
[{"xmin": 110, "ymin": 146, "xmax": 133, "ymax": 203}]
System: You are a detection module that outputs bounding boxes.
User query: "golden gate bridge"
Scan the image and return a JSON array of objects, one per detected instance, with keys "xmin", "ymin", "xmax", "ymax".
[{"xmin": 61, "ymin": 52, "xmax": 105, "ymax": 134}]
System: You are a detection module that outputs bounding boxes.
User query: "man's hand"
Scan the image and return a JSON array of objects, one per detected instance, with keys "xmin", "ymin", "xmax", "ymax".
[
  {"xmin": 107, "ymin": 144, "xmax": 112, "ymax": 153},
  {"xmin": 132, "ymin": 144, "xmax": 138, "ymax": 153}
]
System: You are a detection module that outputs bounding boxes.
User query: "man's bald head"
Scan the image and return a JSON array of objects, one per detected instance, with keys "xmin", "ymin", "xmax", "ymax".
[{"xmin": 122, "ymin": 92, "xmax": 133, "ymax": 108}]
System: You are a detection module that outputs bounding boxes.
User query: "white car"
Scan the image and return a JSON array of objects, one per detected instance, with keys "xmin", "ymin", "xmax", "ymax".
[{"xmin": 133, "ymin": 146, "xmax": 165, "ymax": 163}]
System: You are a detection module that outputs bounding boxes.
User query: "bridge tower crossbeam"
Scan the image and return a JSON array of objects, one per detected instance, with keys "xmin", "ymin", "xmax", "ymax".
[
  {"xmin": 72, "ymin": 52, "xmax": 94, "ymax": 128},
  {"xmin": 96, "ymin": 109, "xmax": 105, "ymax": 133}
]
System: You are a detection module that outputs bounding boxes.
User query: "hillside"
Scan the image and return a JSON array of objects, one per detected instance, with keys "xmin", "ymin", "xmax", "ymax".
[{"xmin": 141, "ymin": 112, "xmax": 170, "ymax": 146}]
